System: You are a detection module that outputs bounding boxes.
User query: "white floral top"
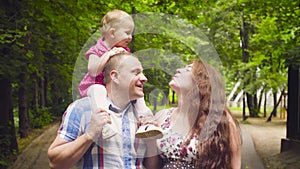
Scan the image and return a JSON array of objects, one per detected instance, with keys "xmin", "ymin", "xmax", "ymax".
[{"xmin": 157, "ymin": 108, "xmax": 199, "ymax": 168}]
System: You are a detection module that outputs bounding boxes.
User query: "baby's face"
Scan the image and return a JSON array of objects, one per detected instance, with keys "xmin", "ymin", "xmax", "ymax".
[{"xmin": 112, "ymin": 17, "xmax": 134, "ymax": 48}]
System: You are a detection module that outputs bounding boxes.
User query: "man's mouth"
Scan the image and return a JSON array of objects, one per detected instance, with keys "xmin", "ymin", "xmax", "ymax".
[{"xmin": 136, "ymin": 84, "xmax": 143, "ymax": 89}]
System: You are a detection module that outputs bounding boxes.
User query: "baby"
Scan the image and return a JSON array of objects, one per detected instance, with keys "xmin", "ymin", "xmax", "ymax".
[{"xmin": 78, "ymin": 9, "xmax": 162, "ymax": 139}]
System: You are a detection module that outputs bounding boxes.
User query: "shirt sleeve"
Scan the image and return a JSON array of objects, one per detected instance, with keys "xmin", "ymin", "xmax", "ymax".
[{"xmin": 58, "ymin": 102, "xmax": 84, "ymax": 142}]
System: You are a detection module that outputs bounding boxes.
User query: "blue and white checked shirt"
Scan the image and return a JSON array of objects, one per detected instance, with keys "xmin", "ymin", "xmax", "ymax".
[{"xmin": 58, "ymin": 97, "xmax": 147, "ymax": 169}]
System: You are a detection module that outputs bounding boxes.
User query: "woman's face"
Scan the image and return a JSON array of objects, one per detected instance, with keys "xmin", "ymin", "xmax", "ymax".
[{"xmin": 169, "ymin": 64, "xmax": 195, "ymax": 94}]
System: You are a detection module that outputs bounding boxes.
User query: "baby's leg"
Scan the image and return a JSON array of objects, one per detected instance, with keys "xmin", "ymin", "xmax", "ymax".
[
  {"xmin": 87, "ymin": 84, "xmax": 110, "ymax": 112},
  {"xmin": 135, "ymin": 98, "xmax": 163, "ymax": 139},
  {"xmin": 134, "ymin": 97, "xmax": 153, "ymax": 121},
  {"xmin": 87, "ymin": 84, "xmax": 116, "ymax": 139}
]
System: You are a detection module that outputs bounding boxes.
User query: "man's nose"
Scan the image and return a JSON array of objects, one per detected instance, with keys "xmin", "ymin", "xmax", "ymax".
[{"xmin": 140, "ymin": 73, "xmax": 147, "ymax": 82}]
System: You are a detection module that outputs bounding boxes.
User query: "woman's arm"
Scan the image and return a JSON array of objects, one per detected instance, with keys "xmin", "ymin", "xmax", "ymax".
[{"xmin": 143, "ymin": 139, "xmax": 163, "ymax": 169}]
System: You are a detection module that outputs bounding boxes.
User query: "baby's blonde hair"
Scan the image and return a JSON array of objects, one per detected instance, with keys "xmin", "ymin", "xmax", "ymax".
[{"xmin": 101, "ymin": 9, "xmax": 133, "ymax": 35}]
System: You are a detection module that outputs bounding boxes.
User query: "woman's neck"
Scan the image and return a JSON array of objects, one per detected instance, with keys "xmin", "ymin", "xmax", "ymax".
[{"xmin": 176, "ymin": 93, "xmax": 191, "ymax": 115}]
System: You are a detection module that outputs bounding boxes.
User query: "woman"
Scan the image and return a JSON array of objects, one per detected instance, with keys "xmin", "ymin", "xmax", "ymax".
[{"xmin": 155, "ymin": 60, "xmax": 241, "ymax": 169}]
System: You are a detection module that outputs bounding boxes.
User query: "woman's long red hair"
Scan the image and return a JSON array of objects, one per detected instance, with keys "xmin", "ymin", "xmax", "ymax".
[{"xmin": 183, "ymin": 60, "xmax": 239, "ymax": 169}]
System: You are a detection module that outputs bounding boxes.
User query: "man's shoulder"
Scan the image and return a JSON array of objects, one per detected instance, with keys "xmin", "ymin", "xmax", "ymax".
[{"xmin": 67, "ymin": 97, "xmax": 91, "ymax": 114}]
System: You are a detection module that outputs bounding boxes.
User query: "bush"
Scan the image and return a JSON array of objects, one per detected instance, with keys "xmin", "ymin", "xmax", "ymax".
[{"xmin": 29, "ymin": 107, "xmax": 53, "ymax": 128}]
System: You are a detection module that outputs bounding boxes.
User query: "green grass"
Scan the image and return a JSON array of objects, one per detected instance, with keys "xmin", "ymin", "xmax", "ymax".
[
  {"xmin": 240, "ymin": 120, "xmax": 251, "ymax": 124},
  {"xmin": 16, "ymin": 120, "xmax": 58, "ymax": 153},
  {"xmin": 229, "ymin": 106, "xmax": 276, "ymax": 113},
  {"xmin": 17, "ymin": 128, "xmax": 46, "ymax": 152}
]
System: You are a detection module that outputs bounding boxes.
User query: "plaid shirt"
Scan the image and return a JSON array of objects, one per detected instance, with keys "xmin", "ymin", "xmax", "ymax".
[{"xmin": 58, "ymin": 97, "xmax": 146, "ymax": 169}]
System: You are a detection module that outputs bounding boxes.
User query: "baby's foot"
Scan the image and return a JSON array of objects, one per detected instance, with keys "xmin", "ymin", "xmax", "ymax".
[{"xmin": 135, "ymin": 124, "xmax": 163, "ymax": 139}]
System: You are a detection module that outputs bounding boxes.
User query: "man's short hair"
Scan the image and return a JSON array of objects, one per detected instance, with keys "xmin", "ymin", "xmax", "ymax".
[{"xmin": 103, "ymin": 52, "xmax": 136, "ymax": 85}]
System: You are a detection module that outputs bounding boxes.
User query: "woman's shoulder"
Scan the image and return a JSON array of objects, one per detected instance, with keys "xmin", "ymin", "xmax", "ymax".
[
  {"xmin": 155, "ymin": 108, "xmax": 174, "ymax": 124},
  {"xmin": 155, "ymin": 108, "xmax": 174, "ymax": 117}
]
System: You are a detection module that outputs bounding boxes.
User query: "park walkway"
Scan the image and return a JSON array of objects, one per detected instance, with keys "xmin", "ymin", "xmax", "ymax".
[
  {"xmin": 8, "ymin": 115, "xmax": 292, "ymax": 169},
  {"xmin": 8, "ymin": 122, "xmax": 60, "ymax": 169}
]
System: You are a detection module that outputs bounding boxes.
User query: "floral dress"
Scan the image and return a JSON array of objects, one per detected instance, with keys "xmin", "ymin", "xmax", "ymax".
[{"xmin": 157, "ymin": 108, "xmax": 199, "ymax": 169}]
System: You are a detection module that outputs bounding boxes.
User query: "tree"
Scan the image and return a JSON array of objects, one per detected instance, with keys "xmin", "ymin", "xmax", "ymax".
[{"xmin": 0, "ymin": 77, "xmax": 18, "ymax": 168}]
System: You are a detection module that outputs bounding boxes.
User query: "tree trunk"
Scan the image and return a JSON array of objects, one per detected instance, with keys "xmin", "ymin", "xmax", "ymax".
[
  {"xmin": 0, "ymin": 77, "xmax": 18, "ymax": 168},
  {"xmin": 273, "ymin": 92, "xmax": 277, "ymax": 117},
  {"xmin": 163, "ymin": 89, "xmax": 169, "ymax": 105},
  {"xmin": 240, "ymin": 11, "xmax": 258, "ymax": 118},
  {"xmin": 246, "ymin": 93, "xmax": 259, "ymax": 117},
  {"xmin": 254, "ymin": 93, "xmax": 258, "ymax": 115},
  {"xmin": 242, "ymin": 92, "xmax": 248, "ymax": 121},
  {"xmin": 172, "ymin": 90, "xmax": 175, "ymax": 104},
  {"xmin": 44, "ymin": 76, "xmax": 48, "ymax": 106},
  {"xmin": 258, "ymin": 87, "xmax": 264, "ymax": 114},
  {"xmin": 18, "ymin": 73, "xmax": 30, "ymax": 138},
  {"xmin": 41, "ymin": 73, "xmax": 46, "ymax": 108},
  {"xmin": 34, "ymin": 78, "xmax": 39, "ymax": 109},
  {"xmin": 267, "ymin": 90, "xmax": 284, "ymax": 122},
  {"xmin": 264, "ymin": 91, "xmax": 267, "ymax": 118},
  {"xmin": 150, "ymin": 89, "xmax": 159, "ymax": 112}
]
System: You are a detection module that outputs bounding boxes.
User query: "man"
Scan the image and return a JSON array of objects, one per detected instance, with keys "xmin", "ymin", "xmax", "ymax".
[{"xmin": 48, "ymin": 52, "xmax": 159, "ymax": 169}]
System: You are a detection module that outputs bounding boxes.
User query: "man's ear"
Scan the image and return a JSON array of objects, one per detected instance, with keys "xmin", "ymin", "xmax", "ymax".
[
  {"xmin": 108, "ymin": 28, "xmax": 116, "ymax": 38},
  {"xmin": 110, "ymin": 70, "xmax": 119, "ymax": 83}
]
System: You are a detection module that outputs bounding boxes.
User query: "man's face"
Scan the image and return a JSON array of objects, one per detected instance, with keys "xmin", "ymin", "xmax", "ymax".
[{"xmin": 117, "ymin": 56, "xmax": 147, "ymax": 100}]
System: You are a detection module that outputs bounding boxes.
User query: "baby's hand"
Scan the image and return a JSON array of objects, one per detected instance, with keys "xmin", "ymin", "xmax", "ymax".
[
  {"xmin": 96, "ymin": 47, "xmax": 128, "ymax": 75},
  {"xmin": 111, "ymin": 47, "xmax": 127, "ymax": 53},
  {"xmin": 104, "ymin": 47, "xmax": 127, "ymax": 58},
  {"xmin": 138, "ymin": 115, "xmax": 158, "ymax": 127}
]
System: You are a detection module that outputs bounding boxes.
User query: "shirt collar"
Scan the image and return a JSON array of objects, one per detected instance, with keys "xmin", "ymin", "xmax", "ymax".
[{"xmin": 107, "ymin": 98, "xmax": 135, "ymax": 114}]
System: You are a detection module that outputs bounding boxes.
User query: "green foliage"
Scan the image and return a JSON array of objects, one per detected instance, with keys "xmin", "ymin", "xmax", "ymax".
[
  {"xmin": 29, "ymin": 107, "xmax": 53, "ymax": 129},
  {"xmin": 1, "ymin": 0, "xmax": 299, "ymax": 166},
  {"xmin": 0, "ymin": 125, "xmax": 16, "ymax": 168}
]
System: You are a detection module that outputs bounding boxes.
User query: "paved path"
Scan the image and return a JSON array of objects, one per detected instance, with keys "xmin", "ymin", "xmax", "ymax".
[
  {"xmin": 8, "ymin": 122, "xmax": 60, "ymax": 169},
  {"xmin": 240, "ymin": 126, "xmax": 265, "ymax": 169}
]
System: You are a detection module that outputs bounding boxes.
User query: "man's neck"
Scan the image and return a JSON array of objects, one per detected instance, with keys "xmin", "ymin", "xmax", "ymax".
[{"xmin": 106, "ymin": 89, "xmax": 131, "ymax": 111}]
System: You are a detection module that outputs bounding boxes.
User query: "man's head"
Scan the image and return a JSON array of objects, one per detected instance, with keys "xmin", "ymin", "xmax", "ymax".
[{"xmin": 103, "ymin": 53, "xmax": 147, "ymax": 102}]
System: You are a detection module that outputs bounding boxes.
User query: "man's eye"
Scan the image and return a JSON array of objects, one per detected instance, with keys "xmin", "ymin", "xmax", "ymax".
[{"xmin": 134, "ymin": 71, "xmax": 141, "ymax": 75}]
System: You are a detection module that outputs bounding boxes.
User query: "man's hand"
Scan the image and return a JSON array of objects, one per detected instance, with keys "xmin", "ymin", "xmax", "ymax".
[{"xmin": 86, "ymin": 109, "xmax": 112, "ymax": 141}]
